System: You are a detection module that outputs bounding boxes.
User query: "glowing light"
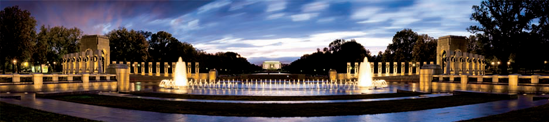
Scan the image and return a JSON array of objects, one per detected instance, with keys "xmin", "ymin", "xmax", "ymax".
[{"xmin": 357, "ymin": 57, "xmax": 388, "ymax": 88}]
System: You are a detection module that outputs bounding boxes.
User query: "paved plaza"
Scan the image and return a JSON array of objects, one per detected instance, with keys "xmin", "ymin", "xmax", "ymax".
[{"xmin": 1, "ymin": 94, "xmax": 547, "ymax": 122}]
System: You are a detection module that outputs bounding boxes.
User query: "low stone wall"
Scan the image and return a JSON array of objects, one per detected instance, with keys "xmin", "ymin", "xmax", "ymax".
[
  {"xmin": 0, "ymin": 81, "xmax": 117, "ymax": 92},
  {"xmin": 420, "ymin": 68, "xmax": 549, "ymax": 94}
]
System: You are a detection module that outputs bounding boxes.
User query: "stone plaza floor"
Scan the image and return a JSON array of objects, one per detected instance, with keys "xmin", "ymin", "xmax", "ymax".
[{"xmin": 1, "ymin": 94, "xmax": 548, "ymax": 122}]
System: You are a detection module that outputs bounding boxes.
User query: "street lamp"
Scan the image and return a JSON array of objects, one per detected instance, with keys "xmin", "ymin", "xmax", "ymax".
[
  {"xmin": 13, "ymin": 59, "xmax": 17, "ymax": 73},
  {"xmin": 53, "ymin": 62, "xmax": 56, "ymax": 73}
]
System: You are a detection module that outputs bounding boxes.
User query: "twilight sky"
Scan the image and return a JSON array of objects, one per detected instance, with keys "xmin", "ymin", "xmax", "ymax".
[{"xmin": 1, "ymin": 0, "xmax": 481, "ymax": 65}]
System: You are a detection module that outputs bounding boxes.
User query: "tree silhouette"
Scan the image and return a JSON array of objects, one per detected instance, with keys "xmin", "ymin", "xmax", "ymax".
[
  {"xmin": 468, "ymin": 0, "xmax": 543, "ymax": 74},
  {"xmin": 0, "ymin": 6, "xmax": 37, "ymax": 73}
]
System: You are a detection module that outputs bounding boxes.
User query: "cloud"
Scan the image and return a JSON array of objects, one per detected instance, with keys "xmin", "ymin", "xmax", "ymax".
[
  {"xmin": 291, "ymin": 13, "xmax": 319, "ymax": 21},
  {"xmin": 317, "ymin": 17, "xmax": 335, "ymax": 23},
  {"xmin": 194, "ymin": 31, "xmax": 374, "ymax": 59},
  {"xmin": 351, "ymin": 7, "xmax": 382, "ymax": 20},
  {"xmin": 302, "ymin": 1, "xmax": 329, "ymax": 12},
  {"xmin": 197, "ymin": 0, "xmax": 231, "ymax": 14},
  {"xmin": 266, "ymin": 13, "xmax": 285, "ymax": 20},
  {"xmin": 266, "ymin": 1, "xmax": 287, "ymax": 12},
  {"xmin": 1, "ymin": 0, "xmax": 481, "ymax": 63}
]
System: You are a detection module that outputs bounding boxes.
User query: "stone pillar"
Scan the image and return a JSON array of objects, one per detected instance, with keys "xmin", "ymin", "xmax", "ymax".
[
  {"xmin": 419, "ymin": 69, "xmax": 434, "ymax": 92},
  {"xmin": 62, "ymin": 58, "xmax": 66, "ymax": 74},
  {"xmin": 471, "ymin": 53, "xmax": 476, "ymax": 75},
  {"xmin": 32, "ymin": 73, "xmax": 44, "ymax": 90},
  {"xmin": 195, "ymin": 62, "xmax": 199, "ymax": 80},
  {"xmin": 148, "ymin": 62, "xmax": 153, "ymax": 76},
  {"xmin": 75, "ymin": 58, "xmax": 80, "ymax": 74},
  {"xmin": 346, "ymin": 62, "xmax": 351, "ymax": 78},
  {"xmin": 133, "ymin": 62, "xmax": 138, "ymax": 74},
  {"xmin": 401, "ymin": 62, "xmax": 405, "ymax": 75},
  {"xmin": 209, "ymin": 69, "xmax": 217, "ymax": 81},
  {"xmin": 187, "ymin": 62, "xmax": 192, "ymax": 78},
  {"xmin": 386, "ymin": 62, "xmax": 390, "ymax": 75},
  {"xmin": 460, "ymin": 75, "xmax": 468, "ymax": 90},
  {"xmin": 164, "ymin": 62, "xmax": 169, "ymax": 77},
  {"xmin": 408, "ymin": 62, "xmax": 413, "ymax": 75},
  {"xmin": 82, "ymin": 73, "xmax": 89, "ymax": 84},
  {"xmin": 454, "ymin": 52, "xmax": 461, "ymax": 75},
  {"xmin": 450, "ymin": 75, "xmax": 454, "ymax": 82},
  {"xmin": 393, "ymin": 62, "xmax": 398, "ymax": 75},
  {"xmin": 67, "ymin": 74, "xmax": 73, "ymax": 82},
  {"xmin": 95, "ymin": 74, "xmax": 100, "ymax": 81},
  {"xmin": 378, "ymin": 62, "xmax": 382, "ymax": 75},
  {"xmin": 108, "ymin": 64, "xmax": 130, "ymax": 92},
  {"xmin": 439, "ymin": 75, "xmax": 443, "ymax": 82},
  {"xmin": 52, "ymin": 73, "xmax": 58, "ymax": 82},
  {"xmin": 91, "ymin": 56, "xmax": 96, "ymax": 73},
  {"xmin": 12, "ymin": 74, "xmax": 20, "ymax": 82},
  {"xmin": 416, "ymin": 62, "xmax": 420, "ymax": 75},
  {"xmin": 477, "ymin": 75, "xmax": 483, "ymax": 83},
  {"xmin": 508, "ymin": 74, "xmax": 519, "ymax": 94},
  {"xmin": 480, "ymin": 56, "xmax": 485, "ymax": 75},
  {"xmin": 423, "ymin": 62, "xmax": 427, "ymax": 66},
  {"xmin": 126, "ymin": 62, "xmax": 131, "ymax": 74},
  {"xmin": 492, "ymin": 75, "xmax": 498, "ymax": 83},
  {"xmin": 531, "ymin": 75, "xmax": 540, "ymax": 84},
  {"xmin": 430, "ymin": 61, "xmax": 434, "ymax": 65},
  {"xmin": 354, "ymin": 62, "xmax": 359, "ymax": 78},
  {"xmin": 462, "ymin": 52, "xmax": 468, "ymax": 75},
  {"xmin": 329, "ymin": 69, "xmax": 337, "ymax": 81},
  {"xmin": 370, "ymin": 62, "xmax": 374, "ymax": 74},
  {"xmin": 156, "ymin": 62, "xmax": 161, "ymax": 76},
  {"xmin": 141, "ymin": 62, "xmax": 145, "ymax": 75}
]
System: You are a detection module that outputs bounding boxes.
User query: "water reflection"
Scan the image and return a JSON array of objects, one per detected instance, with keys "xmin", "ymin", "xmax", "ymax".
[{"xmin": 136, "ymin": 79, "xmax": 416, "ymax": 96}]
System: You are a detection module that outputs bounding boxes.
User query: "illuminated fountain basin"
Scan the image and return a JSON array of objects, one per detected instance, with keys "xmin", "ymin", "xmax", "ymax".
[
  {"xmin": 155, "ymin": 57, "xmax": 391, "ymax": 96},
  {"xmin": 150, "ymin": 79, "xmax": 410, "ymax": 96}
]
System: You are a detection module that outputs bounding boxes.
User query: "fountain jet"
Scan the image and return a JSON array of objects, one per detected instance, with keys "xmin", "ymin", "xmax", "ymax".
[{"xmin": 159, "ymin": 57, "xmax": 188, "ymax": 88}]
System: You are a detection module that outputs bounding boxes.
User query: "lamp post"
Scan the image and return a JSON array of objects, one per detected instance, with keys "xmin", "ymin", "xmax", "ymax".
[
  {"xmin": 53, "ymin": 62, "xmax": 56, "ymax": 73},
  {"xmin": 491, "ymin": 62, "xmax": 495, "ymax": 74},
  {"xmin": 13, "ymin": 59, "xmax": 17, "ymax": 74}
]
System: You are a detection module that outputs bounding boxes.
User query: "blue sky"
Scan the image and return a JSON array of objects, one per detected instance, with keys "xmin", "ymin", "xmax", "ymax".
[{"xmin": 1, "ymin": 0, "xmax": 481, "ymax": 64}]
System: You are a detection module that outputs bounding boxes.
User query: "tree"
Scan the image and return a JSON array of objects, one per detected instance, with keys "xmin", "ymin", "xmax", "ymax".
[
  {"xmin": 286, "ymin": 39, "xmax": 372, "ymax": 74},
  {"xmin": 34, "ymin": 25, "xmax": 82, "ymax": 72},
  {"xmin": 148, "ymin": 31, "xmax": 179, "ymax": 61},
  {"xmin": 412, "ymin": 34, "xmax": 437, "ymax": 62},
  {"xmin": 0, "ymin": 6, "xmax": 37, "ymax": 73},
  {"xmin": 468, "ymin": 0, "xmax": 539, "ymax": 74},
  {"xmin": 386, "ymin": 29, "xmax": 418, "ymax": 62},
  {"xmin": 106, "ymin": 27, "xmax": 149, "ymax": 62}
]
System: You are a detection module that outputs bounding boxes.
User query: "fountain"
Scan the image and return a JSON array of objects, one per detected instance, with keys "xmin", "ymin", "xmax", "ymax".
[
  {"xmin": 358, "ymin": 57, "xmax": 388, "ymax": 88},
  {"xmin": 154, "ymin": 56, "xmax": 390, "ymax": 95},
  {"xmin": 159, "ymin": 57, "xmax": 188, "ymax": 88}
]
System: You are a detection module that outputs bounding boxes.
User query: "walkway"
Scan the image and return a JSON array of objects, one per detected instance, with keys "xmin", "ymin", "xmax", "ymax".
[{"xmin": 1, "ymin": 95, "xmax": 547, "ymax": 122}]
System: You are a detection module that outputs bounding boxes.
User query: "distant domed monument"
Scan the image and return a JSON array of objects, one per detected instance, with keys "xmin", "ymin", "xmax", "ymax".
[{"xmin": 262, "ymin": 61, "xmax": 281, "ymax": 70}]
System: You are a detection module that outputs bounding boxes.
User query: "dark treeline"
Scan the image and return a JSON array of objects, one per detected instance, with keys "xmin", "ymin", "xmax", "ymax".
[
  {"xmin": 0, "ymin": 6, "xmax": 259, "ymax": 74},
  {"xmin": 467, "ymin": 0, "xmax": 549, "ymax": 74},
  {"xmin": 284, "ymin": 29, "xmax": 438, "ymax": 74},
  {"xmin": 106, "ymin": 28, "xmax": 260, "ymax": 74},
  {"xmin": 284, "ymin": 39, "xmax": 371, "ymax": 74}
]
